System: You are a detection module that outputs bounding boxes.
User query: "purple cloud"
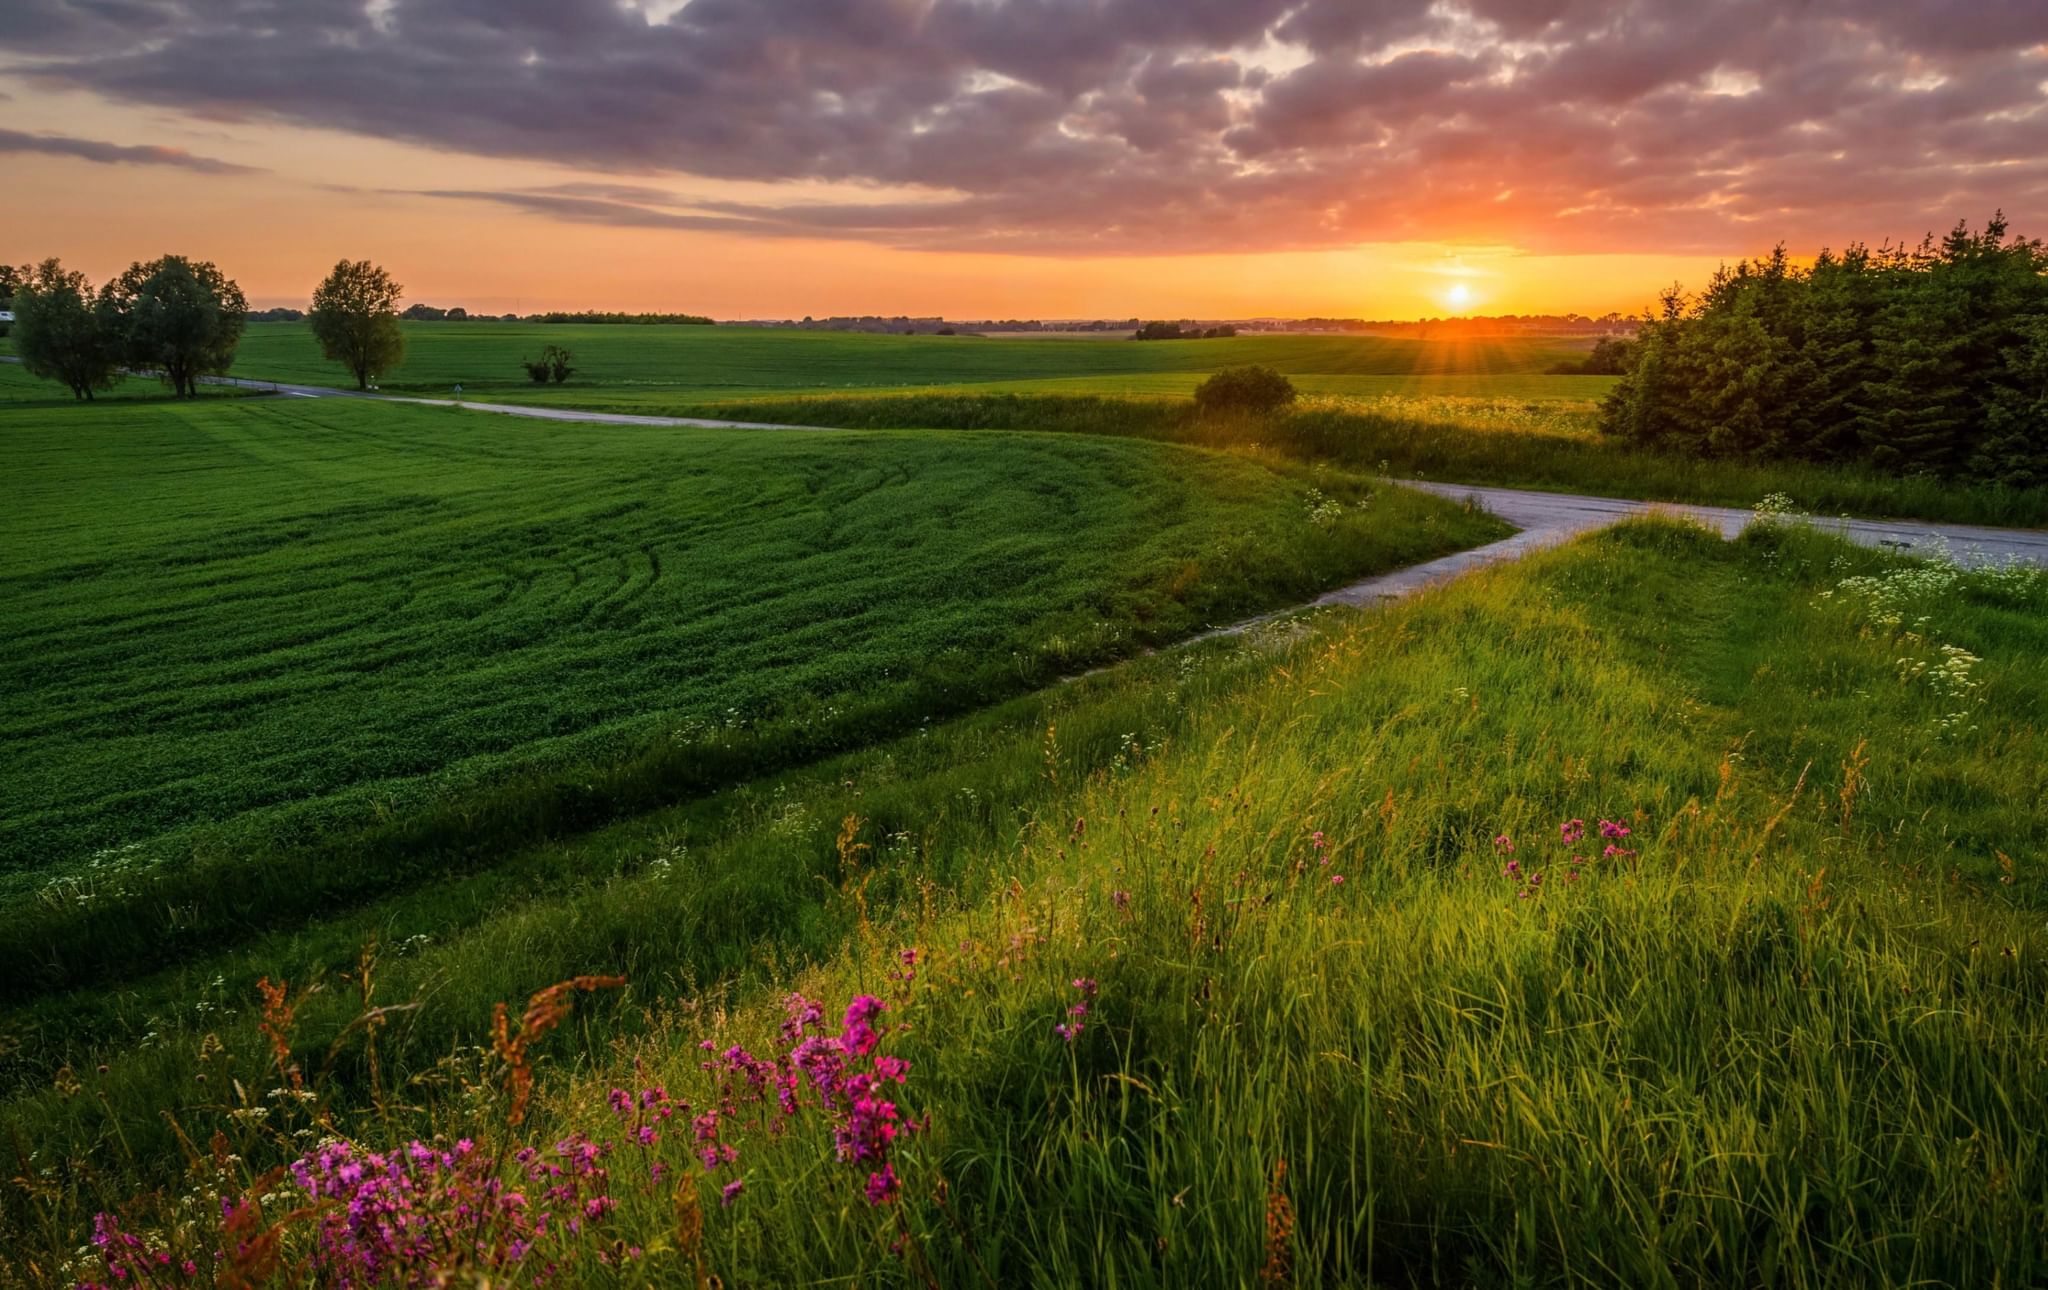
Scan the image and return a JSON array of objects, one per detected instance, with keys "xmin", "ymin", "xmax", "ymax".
[{"xmin": 7, "ymin": 0, "xmax": 2046, "ymax": 254}]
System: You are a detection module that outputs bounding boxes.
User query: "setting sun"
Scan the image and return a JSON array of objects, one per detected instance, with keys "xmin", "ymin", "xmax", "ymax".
[{"xmin": 1445, "ymin": 282, "xmax": 1473, "ymax": 310}]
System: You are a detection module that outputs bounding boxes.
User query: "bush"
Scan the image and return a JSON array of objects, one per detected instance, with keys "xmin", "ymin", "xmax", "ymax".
[
  {"xmin": 1193, "ymin": 364, "xmax": 1296, "ymax": 416},
  {"xmin": 522, "ymin": 344, "xmax": 576, "ymax": 384}
]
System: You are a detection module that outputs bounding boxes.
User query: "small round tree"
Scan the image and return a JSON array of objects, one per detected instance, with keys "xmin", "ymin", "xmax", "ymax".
[
  {"xmin": 310, "ymin": 260, "xmax": 405, "ymax": 390},
  {"xmin": 1193, "ymin": 364, "xmax": 1296, "ymax": 416}
]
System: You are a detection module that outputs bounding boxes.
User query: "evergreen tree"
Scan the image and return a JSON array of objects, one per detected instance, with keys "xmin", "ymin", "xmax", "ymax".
[{"xmin": 1599, "ymin": 216, "xmax": 2048, "ymax": 486}]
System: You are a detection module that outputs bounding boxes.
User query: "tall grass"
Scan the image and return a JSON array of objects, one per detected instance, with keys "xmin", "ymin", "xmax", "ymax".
[{"xmin": 15, "ymin": 519, "xmax": 2046, "ymax": 1286}]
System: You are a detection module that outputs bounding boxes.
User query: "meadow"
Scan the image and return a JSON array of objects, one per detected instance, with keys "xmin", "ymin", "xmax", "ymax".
[
  {"xmin": 10, "ymin": 515, "xmax": 2045, "ymax": 1287},
  {"xmin": 0, "ymin": 368, "xmax": 1504, "ymax": 990},
  {"xmin": 223, "ymin": 321, "xmax": 1597, "ymax": 396},
  {"xmin": 213, "ymin": 323, "xmax": 2048, "ymax": 525}
]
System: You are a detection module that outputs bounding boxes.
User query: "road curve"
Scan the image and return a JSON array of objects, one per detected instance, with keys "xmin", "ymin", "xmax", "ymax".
[{"xmin": 1277, "ymin": 482, "xmax": 2047, "ymax": 636}]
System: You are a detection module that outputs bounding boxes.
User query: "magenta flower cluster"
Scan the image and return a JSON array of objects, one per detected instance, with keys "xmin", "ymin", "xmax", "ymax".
[
  {"xmin": 78, "ymin": 984, "xmax": 924, "ymax": 1287},
  {"xmin": 1498, "ymin": 815, "xmax": 1641, "ymax": 897},
  {"xmin": 79, "ymin": 1212, "xmax": 200, "ymax": 1289},
  {"xmin": 286, "ymin": 1131, "xmax": 643, "ymax": 1285},
  {"xmin": 1055, "ymin": 977, "xmax": 1099, "ymax": 1043},
  {"xmin": 1310, "ymin": 829, "xmax": 1347, "ymax": 886},
  {"xmin": 1598, "ymin": 818, "xmax": 1637, "ymax": 860},
  {"xmin": 692, "ymin": 988, "xmax": 924, "ymax": 1210}
]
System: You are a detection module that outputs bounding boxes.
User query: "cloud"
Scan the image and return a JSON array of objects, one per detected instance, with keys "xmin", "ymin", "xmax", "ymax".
[
  {"xmin": 0, "ymin": 127, "xmax": 261, "ymax": 174},
  {"xmin": 9, "ymin": 0, "xmax": 2048, "ymax": 255}
]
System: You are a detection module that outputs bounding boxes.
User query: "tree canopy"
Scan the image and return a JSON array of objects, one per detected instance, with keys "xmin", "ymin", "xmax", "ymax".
[
  {"xmin": 1193, "ymin": 364, "xmax": 1295, "ymax": 415},
  {"xmin": 99, "ymin": 255, "xmax": 249, "ymax": 398},
  {"xmin": 11, "ymin": 258, "xmax": 118, "ymax": 400},
  {"xmin": 310, "ymin": 260, "xmax": 406, "ymax": 389},
  {"xmin": 1601, "ymin": 216, "xmax": 2048, "ymax": 487}
]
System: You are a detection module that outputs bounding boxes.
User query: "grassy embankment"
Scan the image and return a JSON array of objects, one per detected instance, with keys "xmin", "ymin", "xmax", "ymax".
[
  {"xmin": 12, "ymin": 516, "xmax": 2045, "ymax": 1286},
  {"xmin": 223, "ymin": 323, "xmax": 2048, "ymax": 526}
]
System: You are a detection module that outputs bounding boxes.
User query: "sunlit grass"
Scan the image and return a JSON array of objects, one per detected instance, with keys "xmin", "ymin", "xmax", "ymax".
[{"xmin": 14, "ymin": 519, "xmax": 2047, "ymax": 1286}]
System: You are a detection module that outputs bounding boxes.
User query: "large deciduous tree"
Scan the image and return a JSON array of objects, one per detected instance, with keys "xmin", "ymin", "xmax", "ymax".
[
  {"xmin": 12, "ymin": 258, "xmax": 117, "ymax": 400},
  {"xmin": 101, "ymin": 255, "xmax": 249, "ymax": 398},
  {"xmin": 309, "ymin": 260, "xmax": 406, "ymax": 389}
]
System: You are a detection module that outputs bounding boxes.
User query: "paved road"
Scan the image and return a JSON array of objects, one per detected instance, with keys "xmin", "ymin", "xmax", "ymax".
[
  {"xmin": 204, "ymin": 371, "xmax": 831, "ymax": 432},
  {"xmin": 1289, "ymin": 482, "xmax": 2048, "ymax": 626}
]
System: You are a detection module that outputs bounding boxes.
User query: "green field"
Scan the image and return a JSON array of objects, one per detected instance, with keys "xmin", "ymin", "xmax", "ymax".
[
  {"xmin": 211, "ymin": 323, "xmax": 2048, "ymax": 525},
  {"xmin": 0, "ymin": 384, "xmax": 1502, "ymax": 952},
  {"xmin": 225, "ymin": 321, "xmax": 1598, "ymax": 396}
]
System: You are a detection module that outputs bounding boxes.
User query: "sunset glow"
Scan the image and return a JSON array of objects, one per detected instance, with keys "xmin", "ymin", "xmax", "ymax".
[{"xmin": 6, "ymin": 3, "xmax": 2046, "ymax": 318}]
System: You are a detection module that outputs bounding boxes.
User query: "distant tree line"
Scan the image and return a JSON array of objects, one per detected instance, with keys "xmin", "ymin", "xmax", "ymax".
[
  {"xmin": 1135, "ymin": 321, "xmax": 1238, "ymax": 340},
  {"xmin": 1602, "ymin": 215, "xmax": 2048, "ymax": 486},
  {"xmin": 10, "ymin": 256, "xmax": 247, "ymax": 399},
  {"xmin": 1290, "ymin": 314, "xmax": 1634, "ymax": 338},
  {"xmin": 366, "ymin": 308, "xmax": 713, "ymax": 325},
  {"xmin": 524, "ymin": 310, "xmax": 713, "ymax": 326}
]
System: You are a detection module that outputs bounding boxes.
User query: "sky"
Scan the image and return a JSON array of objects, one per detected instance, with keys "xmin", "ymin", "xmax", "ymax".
[{"xmin": 4, "ymin": 0, "xmax": 2046, "ymax": 320}]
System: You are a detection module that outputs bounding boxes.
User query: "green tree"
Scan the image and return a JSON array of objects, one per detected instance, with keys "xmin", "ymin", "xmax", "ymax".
[
  {"xmin": 11, "ymin": 258, "xmax": 117, "ymax": 400},
  {"xmin": 309, "ymin": 260, "xmax": 405, "ymax": 390},
  {"xmin": 1599, "ymin": 217, "xmax": 2048, "ymax": 485},
  {"xmin": 101, "ymin": 255, "xmax": 248, "ymax": 398},
  {"xmin": 1193, "ymin": 364, "xmax": 1295, "ymax": 415},
  {"xmin": 1972, "ymin": 315, "xmax": 2048, "ymax": 488},
  {"xmin": 0, "ymin": 263, "xmax": 21, "ymax": 336}
]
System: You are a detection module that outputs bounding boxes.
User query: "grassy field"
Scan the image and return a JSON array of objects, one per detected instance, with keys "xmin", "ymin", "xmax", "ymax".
[
  {"xmin": 224, "ymin": 321, "xmax": 1597, "ymax": 395},
  {"xmin": 639, "ymin": 391, "xmax": 2048, "ymax": 528},
  {"xmin": 209, "ymin": 323, "xmax": 2048, "ymax": 526},
  {"xmin": 0, "ymin": 388, "xmax": 1504, "ymax": 993},
  {"xmin": 0, "ymin": 360, "xmax": 251, "ymax": 406},
  {"xmin": 11, "ymin": 516, "xmax": 2045, "ymax": 1286}
]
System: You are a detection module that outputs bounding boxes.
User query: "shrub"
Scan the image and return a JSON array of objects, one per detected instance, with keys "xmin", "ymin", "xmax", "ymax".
[
  {"xmin": 1193, "ymin": 364, "xmax": 1296, "ymax": 416},
  {"xmin": 522, "ymin": 344, "xmax": 576, "ymax": 384}
]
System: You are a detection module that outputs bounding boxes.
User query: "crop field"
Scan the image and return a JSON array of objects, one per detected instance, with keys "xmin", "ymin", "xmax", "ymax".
[
  {"xmin": 213, "ymin": 324, "xmax": 2046, "ymax": 525},
  {"xmin": 518, "ymin": 370, "xmax": 1616, "ymax": 423},
  {"xmin": 0, "ymin": 390, "xmax": 1502, "ymax": 900},
  {"xmin": 226, "ymin": 321, "xmax": 1598, "ymax": 396}
]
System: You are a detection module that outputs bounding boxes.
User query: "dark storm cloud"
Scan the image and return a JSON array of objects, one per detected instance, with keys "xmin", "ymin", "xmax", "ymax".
[
  {"xmin": 0, "ymin": 127, "xmax": 260, "ymax": 173},
  {"xmin": 8, "ymin": 0, "xmax": 2048, "ymax": 254}
]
